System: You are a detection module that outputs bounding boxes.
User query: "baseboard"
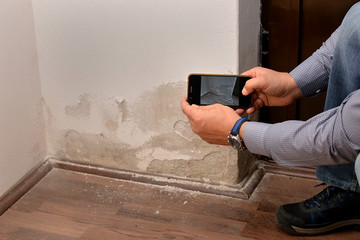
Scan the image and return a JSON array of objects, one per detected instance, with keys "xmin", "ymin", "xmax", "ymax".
[
  {"xmin": 0, "ymin": 159, "xmax": 52, "ymax": 215},
  {"xmin": 49, "ymin": 157, "xmax": 265, "ymax": 200},
  {"xmin": 0, "ymin": 156, "xmax": 316, "ymax": 216},
  {"xmin": 261, "ymin": 161, "xmax": 317, "ymax": 179}
]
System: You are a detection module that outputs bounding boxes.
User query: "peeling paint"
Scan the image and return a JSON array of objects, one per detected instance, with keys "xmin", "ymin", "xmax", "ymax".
[
  {"xmin": 152, "ymin": 148, "xmax": 191, "ymax": 161},
  {"xmin": 65, "ymin": 95, "xmax": 91, "ymax": 119},
  {"xmin": 47, "ymin": 81, "xmax": 256, "ymax": 184},
  {"xmin": 174, "ymin": 120, "xmax": 196, "ymax": 141},
  {"xmin": 116, "ymin": 99, "xmax": 128, "ymax": 123},
  {"xmin": 147, "ymin": 150, "xmax": 239, "ymax": 183},
  {"xmin": 129, "ymin": 82, "xmax": 187, "ymax": 133},
  {"xmin": 59, "ymin": 129, "xmax": 139, "ymax": 169}
]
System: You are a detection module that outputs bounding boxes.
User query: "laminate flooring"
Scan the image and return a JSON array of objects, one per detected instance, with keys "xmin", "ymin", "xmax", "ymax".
[{"xmin": 0, "ymin": 168, "xmax": 359, "ymax": 239}]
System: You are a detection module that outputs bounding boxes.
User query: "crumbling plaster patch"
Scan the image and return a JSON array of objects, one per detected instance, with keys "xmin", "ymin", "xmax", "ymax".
[{"xmin": 44, "ymin": 81, "xmax": 252, "ymax": 184}]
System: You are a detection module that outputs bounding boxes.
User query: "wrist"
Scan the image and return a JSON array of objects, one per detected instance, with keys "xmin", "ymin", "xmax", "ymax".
[
  {"xmin": 228, "ymin": 118, "xmax": 250, "ymax": 151},
  {"xmin": 287, "ymin": 73, "xmax": 303, "ymax": 100},
  {"xmin": 239, "ymin": 121, "xmax": 249, "ymax": 147}
]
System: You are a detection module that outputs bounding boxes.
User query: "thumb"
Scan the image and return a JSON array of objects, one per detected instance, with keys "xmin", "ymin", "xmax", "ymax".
[
  {"xmin": 241, "ymin": 68, "xmax": 258, "ymax": 96},
  {"xmin": 241, "ymin": 67, "xmax": 258, "ymax": 78},
  {"xmin": 242, "ymin": 77, "xmax": 258, "ymax": 96}
]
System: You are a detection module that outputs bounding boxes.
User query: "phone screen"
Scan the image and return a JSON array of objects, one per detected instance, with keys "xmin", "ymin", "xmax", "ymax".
[{"xmin": 187, "ymin": 74, "xmax": 252, "ymax": 108}]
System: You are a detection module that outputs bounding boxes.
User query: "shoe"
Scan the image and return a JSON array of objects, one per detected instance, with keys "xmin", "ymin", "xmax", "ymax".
[{"xmin": 276, "ymin": 186, "xmax": 360, "ymax": 235}]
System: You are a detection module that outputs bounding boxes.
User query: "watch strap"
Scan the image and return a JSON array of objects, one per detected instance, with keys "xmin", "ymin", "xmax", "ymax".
[{"xmin": 230, "ymin": 118, "xmax": 249, "ymax": 135}]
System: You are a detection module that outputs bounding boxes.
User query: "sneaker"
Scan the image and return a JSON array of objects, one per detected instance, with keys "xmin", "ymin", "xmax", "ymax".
[{"xmin": 276, "ymin": 186, "xmax": 360, "ymax": 235}]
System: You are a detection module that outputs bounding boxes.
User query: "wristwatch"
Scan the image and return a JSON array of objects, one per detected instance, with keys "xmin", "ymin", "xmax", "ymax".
[{"xmin": 227, "ymin": 118, "xmax": 250, "ymax": 151}]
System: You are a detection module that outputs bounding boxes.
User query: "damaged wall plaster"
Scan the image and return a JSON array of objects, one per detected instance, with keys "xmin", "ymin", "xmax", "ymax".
[
  {"xmin": 45, "ymin": 81, "xmax": 256, "ymax": 184},
  {"xmin": 33, "ymin": 0, "xmax": 261, "ymax": 184},
  {"xmin": 49, "ymin": 82, "xmax": 243, "ymax": 183}
]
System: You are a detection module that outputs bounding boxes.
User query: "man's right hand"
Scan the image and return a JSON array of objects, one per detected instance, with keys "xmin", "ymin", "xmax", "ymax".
[{"xmin": 237, "ymin": 67, "xmax": 303, "ymax": 114}]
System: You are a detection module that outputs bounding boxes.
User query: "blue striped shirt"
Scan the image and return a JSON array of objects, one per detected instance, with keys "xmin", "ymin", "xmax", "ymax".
[{"xmin": 243, "ymin": 28, "xmax": 360, "ymax": 167}]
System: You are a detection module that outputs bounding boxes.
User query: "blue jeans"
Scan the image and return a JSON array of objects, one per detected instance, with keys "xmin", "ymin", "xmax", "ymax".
[{"xmin": 316, "ymin": 3, "xmax": 360, "ymax": 192}]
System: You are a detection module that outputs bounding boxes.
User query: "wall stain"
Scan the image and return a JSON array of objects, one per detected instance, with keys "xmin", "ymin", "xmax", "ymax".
[
  {"xmin": 51, "ymin": 81, "xmax": 255, "ymax": 184},
  {"xmin": 30, "ymin": 98, "xmax": 47, "ymax": 164},
  {"xmin": 116, "ymin": 99, "xmax": 128, "ymax": 123},
  {"xmin": 65, "ymin": 95, "xmax": 91, "ymax": 119},
  {"xmin": 60, "ymin": 129, "xmax": 139, "ymax": 170},
  {"xmin": 147, "ymin": 149, "xmax": 239, "ymax": 183},
  {"xmin": 129, "ymin": 81, "xmax": 186, "ymax": 133},
  {"xmin": 174, "ymin": 120, "xmax": 195, "ymax": 141},
  {"xmin": 64, "ymin": 93, "xmax": 126, "ymax": 133}
]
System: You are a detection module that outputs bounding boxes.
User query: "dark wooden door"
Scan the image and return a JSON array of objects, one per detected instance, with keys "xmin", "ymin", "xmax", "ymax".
[{"xmin": 260, "ymin": 0, "xmax": 359, "ymax": 123}]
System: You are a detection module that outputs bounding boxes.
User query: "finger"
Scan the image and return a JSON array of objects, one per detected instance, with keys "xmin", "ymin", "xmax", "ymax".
[
  {"xmin": 181, "ymin": 97, "xmax": 192, "ymax": 115},
  {"xmin": 201, "ymin": 103, "xmax": 224, "ymax": 109},
  {"xmin": 240, "ymin": 67, "xmax": 257, "ymax": 78},
  {"xmin": 254, "ymin": 98, "xmax": 264, "ymax": 108},
  {"xmin": 235, "ymin": 108, "xmax": 245, "ymax": 115},
  {"xmin": 245, "ymin": 107, "xmax": 256, "ymax": 114},
  {"xmin": 181, "ymin": 96, "xmax": 188, "ymax": 108},
  {"xmin": 251, "ymin": 92, "xmax": 258, "ymax": 102},
  {"xmin": 248, "ymin": 98, "xmax": 264, "ymax": 114},
  {"xmin": 242, "ymin": 76, "xmax": 267, "ymax": 96},
  {"xmin": 242, "ymin": 78, "xmax": 258, "ymax": 96}
]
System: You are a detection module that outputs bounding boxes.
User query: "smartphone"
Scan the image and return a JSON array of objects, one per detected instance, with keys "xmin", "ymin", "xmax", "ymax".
[{"xmin": 187, "ymin": 74, "xmax": 252, "ymax": 109}]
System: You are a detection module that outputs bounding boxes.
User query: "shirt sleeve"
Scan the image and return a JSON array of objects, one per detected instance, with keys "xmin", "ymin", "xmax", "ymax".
[
  {"xmin": 243, "ymin": 89, "xmax": 360, "ymax": 167},
  {"xmin": 290, "ymin": 28, "xmax": 339, "ymax": 97}
]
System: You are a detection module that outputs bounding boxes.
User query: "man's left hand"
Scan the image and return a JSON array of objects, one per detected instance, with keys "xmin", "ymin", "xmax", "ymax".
[{"xmin": 181, "ymin": 97, "xmax": 241, "ymax": 145}]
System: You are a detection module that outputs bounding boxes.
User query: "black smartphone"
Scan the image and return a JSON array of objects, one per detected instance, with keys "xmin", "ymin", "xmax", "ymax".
[{"xmin": 187, "ymin": 74, "xmax": 252, "ymax": 109}]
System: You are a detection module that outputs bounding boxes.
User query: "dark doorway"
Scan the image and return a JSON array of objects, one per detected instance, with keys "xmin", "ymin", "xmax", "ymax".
[{"xmin": 260, "ymin": 0, "xmax": 359, "ymax": 123}]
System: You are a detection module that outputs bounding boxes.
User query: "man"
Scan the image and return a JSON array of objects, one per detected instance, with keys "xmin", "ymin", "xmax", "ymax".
[{"xmin": 181, "ymin": 2, "xmax": 360, "ymax": 236}]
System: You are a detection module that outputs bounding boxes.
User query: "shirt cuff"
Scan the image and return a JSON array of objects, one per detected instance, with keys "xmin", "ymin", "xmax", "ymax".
[
  {"xmin": 243, "ymin": 121, "xmax": 272, "ymax": 157},
  {"xmin": 290, "ymin": 57, "xmax": 328, "ymax": 97}
]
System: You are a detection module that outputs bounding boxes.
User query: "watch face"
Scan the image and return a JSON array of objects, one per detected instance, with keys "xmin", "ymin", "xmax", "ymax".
[{"xmin": 228, "ymin": 135, "xmax": 241, "ymax": 150}]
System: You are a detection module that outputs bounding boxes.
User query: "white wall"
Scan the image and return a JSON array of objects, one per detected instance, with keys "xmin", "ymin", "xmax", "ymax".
[
  {"xmin": 31, "ymin": 0, "xmax": 260, "ymax": 184},
  {"xmin": 33, "ymin": 0, "xmax": 260, "ymax": 182},
  {"xmin": 0, "ymin": 0, "xmax": 46, "ymax": 196},
  {"xmin": 0, "ymin": 0, "xmax": 260, "ymax": 197}
]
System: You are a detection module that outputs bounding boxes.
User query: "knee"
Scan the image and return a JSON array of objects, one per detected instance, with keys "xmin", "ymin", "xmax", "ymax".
[
  {"xmin": 338, "ymin": 3, "xmax": 360, "ymax": 48},
  {"xmin": 348, "ymin": 2, "xmax": 360, "ymax": 16},
  {"xmin": 343, "ymin": 3, "xmax": 360, "ymax": 32}
]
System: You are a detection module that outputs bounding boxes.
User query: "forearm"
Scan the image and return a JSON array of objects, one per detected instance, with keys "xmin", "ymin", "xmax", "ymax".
[
  {"xmin": 291, "ymin": 28, "xmax": 339, "ymax": 96},
  {"xmin": 242, "ymin": 89, "xmax": 360, "ymax": 166}
]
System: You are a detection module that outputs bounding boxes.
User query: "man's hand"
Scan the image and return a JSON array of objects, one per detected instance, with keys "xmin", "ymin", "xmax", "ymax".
[
  {"xmin": 181, "ymin": 97, "xmax": 241, "ymax": 145},
  {"xmin": 237, "ymin": 67, "xmax": 303, "ymax": 115}
]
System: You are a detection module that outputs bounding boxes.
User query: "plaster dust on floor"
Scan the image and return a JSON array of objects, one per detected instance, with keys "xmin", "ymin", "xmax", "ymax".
[
  {"xmin": 44, "ymin": 81, "xmax": 256, "ymax": 185},
  {"xmin": 54, "ymin": 168, "xmax": 240, "ymax": 206}
]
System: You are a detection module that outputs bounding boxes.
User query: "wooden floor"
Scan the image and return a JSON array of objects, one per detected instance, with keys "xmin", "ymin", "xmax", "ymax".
[{"xmin": 0, "ymin": 168, "xmax": 359, "ymax": 239}]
